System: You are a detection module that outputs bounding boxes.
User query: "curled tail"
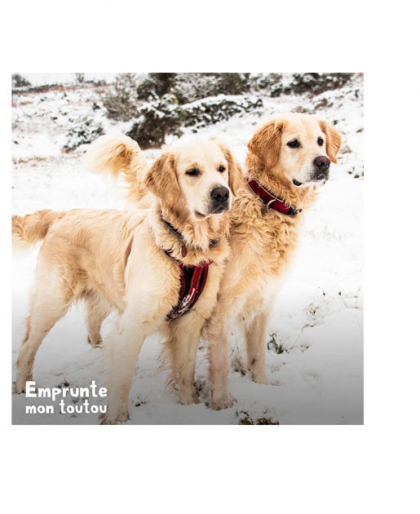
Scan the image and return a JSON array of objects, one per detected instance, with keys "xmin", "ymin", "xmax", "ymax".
[
  {"xmin": 84, "ymin": 133, "xmax": 150, "ymax": 203},
  {"xmin": 12, "ymin": 209, "xmax": 64, "ymax": 250}
]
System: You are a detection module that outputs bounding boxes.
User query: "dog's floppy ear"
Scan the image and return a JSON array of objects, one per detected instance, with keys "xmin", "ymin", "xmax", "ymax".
[
  {"xmin": 247, "ymin": 120, "xmax": 283, "ymax": 169},
  {"xmin": 319, "ymin": 120, "xmax": 342, "ymax": 163},
  {"xmin": 144, "ymin": 151, "xmax": 180, "ymax": 206},
  {"xmin": 214, "ymin": 140, "xmax": 244, "ymax": 196}
]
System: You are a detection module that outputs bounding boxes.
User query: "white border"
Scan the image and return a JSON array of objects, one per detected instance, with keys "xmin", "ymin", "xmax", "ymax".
[{"xmin": 3, "ymin": 1, "xmax": 420, "ymax": 512}]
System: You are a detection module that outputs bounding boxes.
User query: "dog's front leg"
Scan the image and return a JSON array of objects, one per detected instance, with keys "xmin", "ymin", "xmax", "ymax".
[
  {"xmin": 101, "ymin": 313, "xmax": 154, "ymax": 425},
  {"xmin": 244, "ymin": 311, "xmax": 269, "ymax": 384},
  {"xmin": 166, "ymin": 313, "xmax": 205, "ymax": 405},
  {"xmin": 206, "ymin": 299, "xmax": 242, "ymax": 410},
  {"xmin": 207, "ymin": 329, "xmax": 233, "ymax": 410}
]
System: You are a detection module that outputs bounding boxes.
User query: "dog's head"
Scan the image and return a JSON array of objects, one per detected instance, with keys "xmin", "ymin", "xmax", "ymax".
[
  {"xmin": 145, "ymin": 139, "xmax": 242, "ymax": 221},
  {"xmin": 248, "ymin": 113, "xmax": 341, "ymax": 188}
]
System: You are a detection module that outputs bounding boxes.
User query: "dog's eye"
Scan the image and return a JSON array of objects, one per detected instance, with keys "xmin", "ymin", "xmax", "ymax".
[
  {"xmin": 287, "ymin": 140, "xmax": 300, "ymax": 148},
  {"xmin": 186, "ymin": 168, "xmax": 200, "ymax": 177},
  {"xmin": 218, "ymin": 165, "xmax": 226, "ymax": 173},
  {"xmin": 317, "ymin": 137, "xmax": 324, "ymax": 146}
]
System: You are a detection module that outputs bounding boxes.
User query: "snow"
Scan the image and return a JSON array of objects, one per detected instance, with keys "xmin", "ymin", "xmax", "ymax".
[
  {"xmin": 12, "ymin": 74, "xmax": 363, "ymax": 425},
  {"xmin": 17, "ymin": 73, "xmax": 118, "ymax": 86}
]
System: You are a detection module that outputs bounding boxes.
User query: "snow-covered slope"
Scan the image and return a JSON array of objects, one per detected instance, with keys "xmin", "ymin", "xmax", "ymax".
[{"xmin": 12, "ymin": 74, "xmax": 363, "ymax": 424}]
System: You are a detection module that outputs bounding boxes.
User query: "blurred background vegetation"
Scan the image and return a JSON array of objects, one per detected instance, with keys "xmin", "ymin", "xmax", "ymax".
[{"xmin": 12, "ymin": 72, "xmax": 356, "ymax": 151}]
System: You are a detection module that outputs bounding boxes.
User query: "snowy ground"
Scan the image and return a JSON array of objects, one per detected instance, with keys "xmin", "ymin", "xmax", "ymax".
[{"xmin": 12, "ymin": 74, "xmax": 363, "ymax": 425}]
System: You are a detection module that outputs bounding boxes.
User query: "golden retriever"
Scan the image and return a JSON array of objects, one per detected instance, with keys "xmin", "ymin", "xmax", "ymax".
[
  {"xmin": 108, "ymin": 114, "xmax": 341, "ymax": 410},
  {"xmin": 12, "ymin": 136, "xmax": 242, "ymax": 423},
  {"xmin": 205, "ymin": 113, "xmax": 342, "ymax": 408}
]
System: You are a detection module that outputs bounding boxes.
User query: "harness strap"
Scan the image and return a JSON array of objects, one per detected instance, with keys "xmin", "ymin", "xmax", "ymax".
[{"xmin": 165, "ymin": 250, "xmax": 212, "ymax": 321}]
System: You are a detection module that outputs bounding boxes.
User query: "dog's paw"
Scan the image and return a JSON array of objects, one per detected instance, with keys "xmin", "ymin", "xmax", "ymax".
[
  {"xmin": 180, "ymin": 395, "xmax": 200, "ymax": 405},
  {"xmin": 179, "ymin": 389, "xmax": 201, "ymax": 405},
  {"xmin": 87, "ymin": 336, "xmax": 103, "ymax": 348},
  {"xmin": 13, "ymin": 377, "xmax": 32, "ymax": 394},
  {"xmin": 99, "ymin": 406, "xmax": 129, "ymax": 425},
  {"xmin": 13, "ymin": 382, "xmax": 25, "ymax": 394},
  {"xmin": 99, "ymin": 412, "xmax": 129, "ymax": 425},
  {"xmin": 251, "ymin": 372, "xmax": 269, "ymax": 385},
  {"xmin": 207, "ymin": 393, "xmax": 235, "ymax": 411}
]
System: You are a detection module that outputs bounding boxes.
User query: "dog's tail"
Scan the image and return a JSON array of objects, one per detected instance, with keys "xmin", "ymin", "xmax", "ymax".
[
  {"xmin": 12, "ymin": 209, "xmax": 64, "ymax": 250},
  {"xmin": 84, "ymin": 133, "xmax": 150, "ymax": 203}
]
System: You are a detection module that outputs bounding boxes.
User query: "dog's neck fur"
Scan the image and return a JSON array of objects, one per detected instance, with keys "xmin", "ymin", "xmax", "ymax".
[
  {"xmin": 149, "ymin": 198, "xmax": 230, "ymax": 266},
  {"xmin": 246, "ymin": 152, "xmax": 319, "ymax": 210},
  {"xmin": 225, "ymin": 152, "xmax": 322, "ymax": 279}
]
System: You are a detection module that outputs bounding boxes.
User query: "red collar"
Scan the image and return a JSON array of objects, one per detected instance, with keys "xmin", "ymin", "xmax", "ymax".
[{"xmin": 247, "ymin": 178, "xmax": 302, "ymax": 216}]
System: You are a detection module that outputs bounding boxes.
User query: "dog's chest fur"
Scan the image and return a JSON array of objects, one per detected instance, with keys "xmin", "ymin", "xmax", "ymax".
[{"xmin": 230, "ymin": 190, "xmax": 303, "ymax": 279}]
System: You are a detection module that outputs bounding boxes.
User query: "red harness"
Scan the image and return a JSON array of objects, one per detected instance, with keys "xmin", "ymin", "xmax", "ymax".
[
  {"xmin": 165, "ymin": 250, "xmax": 212, "ymax": 321},
  {"xmin": 123, "ymin": 219, "xmax": 213, "ymax": 321},
  {"xmin": 247, "ymin": 178, "xmax": 302, "ymax": 216}
]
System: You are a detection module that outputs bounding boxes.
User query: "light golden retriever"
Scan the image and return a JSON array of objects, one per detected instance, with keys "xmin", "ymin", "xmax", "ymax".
[
  {"xmin": 206, "ymin": 113, "xmax": 341, "ymax": 408},
  {"xmin": 12, "ymin": 136, "xmax": 242, "ymax": 423},
  {"xmin": 108, "ymin": 113, "xmax": 342, "ymax": 410}
]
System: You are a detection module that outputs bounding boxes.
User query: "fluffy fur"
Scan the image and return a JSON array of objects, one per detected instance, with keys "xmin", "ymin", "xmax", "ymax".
[
  {"xmin": 205, "ymin": 113, "xmax": 342, "ymax": 408},
  {"xmin": 84, "ymin": 133, "xmax": 150, "ymax": 203},
  {"xmin": 92, "ymin": 116, "xmax": 341, "ymax": 410},
  {"xmin": 13, "ymin": 136, "xmax": 243, "ymax": 424},
  {"xmin": 12, "ymin": 209, "xmax": 66, "ymax": 250}
]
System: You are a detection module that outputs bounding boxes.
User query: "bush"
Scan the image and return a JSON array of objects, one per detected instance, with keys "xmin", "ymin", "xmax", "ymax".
[
  {"xmin": 252, "ymin": 73, "xmax": 283, "ymax": 90},
  {"xmin": 127, "ymin": 94, "xmax": 184, "ymax": 149},
  {"xmin": 126, "ymin": 94, "xmax": 263, "ymax": 149},
  {"xmin": 183, "ymin": 95, "xmax": 263, "ymax": 129},
  {"xmin": 218, "ymin": 73, "xmax": 251, "ymax": 95},
  {"xmin": 173, "ymin": 73, "xmax": 251, "ymax": 104},
  {"xmin": 120, "ymin": 72, "xmax": 354, "ymax": 149},
  {"xmin": 137, "ymin": 73, "xmax": 178, "ymax": 102},
  {"xmin": 273, "ymin": 73, "xmax": 354, "ymax": 97},
  {"xmin": 136, "ymin": 73, "xmax": 251, "ymax": 105},
  {"xmin": 12, "ymin": 73, "xmax": 31, "ymax": 89},
  {"xmin": 75, "ymin": 73, "xmax": 85, "ymax": 84},
  {"xmin": 63, "ymin": 116, "xmax": 104, "ymax": 152},
  {"xmin": 102, "ymin": 73, "xmax": 139, "ymax": 121}
]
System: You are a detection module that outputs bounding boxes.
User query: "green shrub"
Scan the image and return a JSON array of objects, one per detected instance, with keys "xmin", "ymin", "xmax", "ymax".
[
  {"xmin": 136, "ymin": 73, "xmax": 252, "ymax": 105},
  {"xmin": 183, "ymin": 95, "xmax": 263, "ymax": 129},
  {"xmin": 63, "ymin": 116, "xmax": 104, "ymax": 152},
  {"xmin": 75, "ymin": 73, "xmax": 85, "ymax": 84},
  {"xmin": 137, "ymin": 73, "xmax": 178, "ymax": 101},
  {"xmin": 127, "ymin": 94, "xmax": 262, "ymax": 149},
  {"xmin": 275, "ymin": 73, "xmax": 354, "ymax": 97},
  {"xmin": 12, "ymin": 73, "xmax": 31, "ymax": 89},
  {"xmin": 102, "ymin": 73, "xmax": 139, "ymax": 121},
  {"xmin": 127, "ymin": 94, "xmax": 184, "ymax": 149}
]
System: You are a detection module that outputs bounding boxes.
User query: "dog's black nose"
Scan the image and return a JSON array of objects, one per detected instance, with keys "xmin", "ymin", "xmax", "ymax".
[
  {"xmin": 313, "ymin": 156, "xmax": 331, "ymax": 181},
  {"xmin": 314, "ymin": 156, "xmax": 330, "ymax": 171},
  {"xmin": 211, "ymin": 186, "xmax": 230, "ymax": 203}
]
